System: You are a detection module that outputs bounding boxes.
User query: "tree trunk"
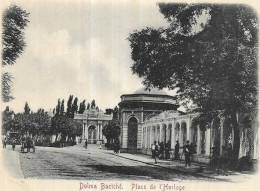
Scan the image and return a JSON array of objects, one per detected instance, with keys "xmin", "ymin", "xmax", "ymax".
[{"xmin": 231, "ymin": 112, "xmax": 240, "ymax": 161}]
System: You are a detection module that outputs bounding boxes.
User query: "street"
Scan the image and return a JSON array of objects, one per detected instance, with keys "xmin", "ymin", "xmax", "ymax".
[
  {"xmin": 15, "ymin": 144, "xmax": 211, "ymax": 181},
  {"xmin": 1, "ymin": 144, "xmax": 256, "ymax": 182}
]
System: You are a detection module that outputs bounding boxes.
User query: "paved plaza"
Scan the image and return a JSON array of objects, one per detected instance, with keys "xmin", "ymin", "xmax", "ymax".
[{"xmin": 1, "ymin": 144, "xmax": 257, "ymax": 182}]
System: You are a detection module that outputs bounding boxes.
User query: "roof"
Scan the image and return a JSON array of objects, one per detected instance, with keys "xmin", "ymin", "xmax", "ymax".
[{"xmin": 134, "ymin": 87, "xmax": 168, "ymax": 95}]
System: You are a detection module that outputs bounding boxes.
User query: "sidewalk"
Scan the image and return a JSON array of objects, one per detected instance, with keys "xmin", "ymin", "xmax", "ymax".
[
  {"xmin": 109, "ymin": 151, "xmax": 257, "ymax": 182},
  {"xmin": 1, "ymin": 146, "xmax": 24, "ymax": 179}
]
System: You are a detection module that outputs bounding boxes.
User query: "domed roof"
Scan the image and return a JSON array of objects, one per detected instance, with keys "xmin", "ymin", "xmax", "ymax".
[{"xmin": 134, "ymin": 87, "xmax": 168, "ymax": 95}]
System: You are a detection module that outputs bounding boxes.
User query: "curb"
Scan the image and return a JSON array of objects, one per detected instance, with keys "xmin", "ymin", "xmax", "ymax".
[{"xmin": 109, "ymin": 153, "xmax": 218, "ymax": 180}]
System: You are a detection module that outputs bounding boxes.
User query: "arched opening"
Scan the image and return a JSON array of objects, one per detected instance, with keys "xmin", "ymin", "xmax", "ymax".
[
  {"xmin": 241, "ymin": 116, "xmax": 253, "ymax": 157},
  {"xmin": 156, "ymin": 125, "xmax": 160, "ymax": 143},
  {"xmin": 167, "ymin": 124, "xmax": 172, "ymax": 147},
  {"xmin": 147, "ymin": 127, "xmax": 150, "ymax": 149},
  {"xmin": 200, "ymin": 125, "xmax": 206, "ymax": 154},
  {"xmin": 191, "ymin": 124, "xmax": 198, "ymax": 154},
  {"xmin": 211, "ymin": 118, "xmax": 221, "ymax": 156},
  {"xmin": 162, "ymin": 124, "xmax": 167, "ymax": 144},
  {"xmin": 181, "ymin": 122, "xmax": 187, "ymax": 146},
  {"xmin": 88, "ymin": 125, "xmax": 97, "ymax": 143},
  {"xmin": 222, "ymin": 118, "xmax": 233, "ymax": 156},
  {"xmin": 175, "ymin": 123, "xmax": 180, "ymax": 144},
  {"xmin": 128, "ymin": 117, "xmax": 138, "ymax": 148},
  {"xmin": 151, "ymin": 126, "xmax": 156, "ymax": 145}
]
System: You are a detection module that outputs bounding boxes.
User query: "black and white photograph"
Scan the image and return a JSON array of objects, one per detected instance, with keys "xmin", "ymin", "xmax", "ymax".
[{"xmin": 1, "ymin": 0, "xmax": 259, "ymax": 190}]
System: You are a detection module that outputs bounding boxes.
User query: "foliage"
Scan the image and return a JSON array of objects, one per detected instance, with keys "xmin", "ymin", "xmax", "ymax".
[
  {"xmin": 91, "ymin": 100, "xmax": 96, "ymax": 109},
  {"xmin": 71, "ymin": 97, "xmax": 78, "ymax": 117},
  {"xmin": 128, "ymin": 4, "xmax": 258, "ymax": 159},
  {"xmin": 61, "ymin": 99, "xmax": 65, "ymax": 114},
  {"xmin": 24, "ymin": 101, "xmax": 30, "ymax": 114},
  {"xmin": 102, "ymin": 107, "xmax": 120, "ymax": 146},
  {"xmin": 51, "ymin": 97, "xmax": 82, "ymax": 142},
  {"xmin": 78, "ymin": 100, "xmax": 86, "ymax": 114},
  {"xmin": 2, "ymin": 72, "xmax": 14, "ymax": 102},
  {"xmin": 66, "ymin": 95, "xmax": 73, "ymax": 117},
  {"xmin": 2, "ymin": 5, "xmax": 29, "ymax": 102},
  {"xmin": 105, "ymin": 108, "xmax": 113, "ymax": 115},
  {"xmin": 2, "ymin": 104, "xmax": 51, "ymax": 138}
]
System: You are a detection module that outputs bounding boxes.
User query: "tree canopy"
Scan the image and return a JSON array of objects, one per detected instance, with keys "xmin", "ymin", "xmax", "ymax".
[
  {"xmin": 2, "ymin": 5, "xmax": 29, "ymax": 102},
  {"xmin": 102, "ymin": 106, "xmax": 120, "ymax": 147},
  {"xmin": 128, "ymin": 3, "xmax": 258, "ymax": 160}
]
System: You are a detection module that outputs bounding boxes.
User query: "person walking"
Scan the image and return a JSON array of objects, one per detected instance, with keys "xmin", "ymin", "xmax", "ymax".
[
  {"xmin": 174, "ymin": 140, "xmax": 180, "ymax": 160},
  {"xmin": 165, "ymin": 141, "xmax": 171, "ymax": 159},
  {"xmin": 12, "ymin": 138, "xmax": 16, "ymax": 151},
  {"xmin": 159, "ymin": 142, "xmax": 165, "ymax": 158},
  {"xmin": 184, "ymin": 140, "xmax": 191, "ymax": 167},
  {"xmin": 151, "ymin": 141, "xmax": 159, "ymax": 164},
  {"xmin": 85, "ymin": 140, "xmax": 88, "ymax": 149},
  {"xmin": 2, "ymin": 136, "xmax": 7, "ymax": 148}
]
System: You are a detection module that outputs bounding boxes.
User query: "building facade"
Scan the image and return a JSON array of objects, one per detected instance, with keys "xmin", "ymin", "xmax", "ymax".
[
  {"xmin": 119, "ymin": 87, "xmax": 179, "ymax": 152},
  {"xmin": 74, "ymin": 108, "xmax": 112, "ymax": 144},
  {"xmin": 119, "ymin": 88, "xmax": 259, "ymax": 163}
]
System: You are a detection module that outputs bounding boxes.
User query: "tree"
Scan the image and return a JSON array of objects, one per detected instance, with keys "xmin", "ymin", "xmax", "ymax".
[
  {"xmin": 91, "ymin": 100, "xmax": 96, "ymax": 109},
  {"xmin": 71, "ymin": 97, "xmax": 78, "ymax": 117},
  {"xmin": 105, "ymin": 108, "xmax": 113, "ymax": 115},
  {"xmin": 87, "ymin": 103, "xmax": 90, "ymax": 110},
  {"xmin": 60, "ymin": 99, "xmax": 65, "ymax": 114},
  {"xmin": 128, "ymin": 4, "xmax": 258, "ymax": 161},
  {"xmin": 78, "ymin": 100, "xmax": 86, "ymax": 114},
  {"xmin": 2, "ymin": 5, "xmax": 29, "ymax": 102},
  {"xmin": 24, "ymin": 102, "xmax": 30, "ymax": 114},
  {"xmin": 56, "ymin": 99, "xmax": 61, "ymax": 116},
  {"xmin": 102, "ymin": 106, "xmax": 120, "ymax": 147},
  {"xmin": 67, "ymin": 95, "xmax": 73, "ymax": 117}
]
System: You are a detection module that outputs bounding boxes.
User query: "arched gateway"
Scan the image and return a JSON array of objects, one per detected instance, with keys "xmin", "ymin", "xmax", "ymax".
[{"xmin": 74, "ymin": 108, "xmax": 113, "ymax": 144}]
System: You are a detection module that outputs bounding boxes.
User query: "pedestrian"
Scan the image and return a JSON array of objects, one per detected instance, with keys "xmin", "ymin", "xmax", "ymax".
[
  {"xmin": 12, "ymin": 138, "xmax": 16, "ymax": 151},
  {"xmin": 151, "ymin": 141, "xmax": 158, "ymax": 164},
  {"xmin": 190, "ymin": 142, "xmax": 195, "ymax": 161},
  {"xmin": 165, "ymin": 141, "xmax": 171, "ymax": 159},
  {"xmin": 159, "ymin": 142, "xmax": 165, "ymax": 158},
  {"xmin": 2, "ymin": 136, "xmax": 7, "ymax": 148},
  {"xmin": 184, "ymin": 140, "xmax": 191, "ymax": 167},
  {"xmin": 174, "ymin": 140, "xmax": 180, "ymax": 160},
  {"xmin": 85, "ymin": 140, "xmax": 88, "ymax": 149}
]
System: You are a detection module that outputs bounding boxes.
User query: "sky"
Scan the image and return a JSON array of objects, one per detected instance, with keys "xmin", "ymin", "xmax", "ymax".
[{"xmin": 2, "ymin": 0, "xmax": 175, "ymax": 113}]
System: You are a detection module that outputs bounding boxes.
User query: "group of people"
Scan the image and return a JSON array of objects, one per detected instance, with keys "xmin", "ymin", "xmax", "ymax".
[
  {"xmin": 151, "ymin": 140, "xmax": 195, "ymax": 166},
  {"xmin": 2, "ymin": 136, "xmax": 36, "ymax": 153}
]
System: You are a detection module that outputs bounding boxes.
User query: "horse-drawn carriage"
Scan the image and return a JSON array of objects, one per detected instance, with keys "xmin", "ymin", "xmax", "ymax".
[{"xmin": 21, "ymin": 138, "xmax": 35, "ymax": 153}]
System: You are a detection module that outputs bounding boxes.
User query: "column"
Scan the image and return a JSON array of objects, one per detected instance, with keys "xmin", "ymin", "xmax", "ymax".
[
  {"xmin": 197, "ymin": 126, "xmax": 201, "ymax": 154},
  {"xmin": 100, "ymin": 124, "xmax": 103, "ymax": 140},
  {"xmin": 141, "ymin": 126, "xmax": 144, "ymax": 148},
  {"xmin": 179, "ymin": 122, "xmax": 183, "ymax": 147},
  {"xmin": 205, "ymin": 128, "xmax": 211, "ymax": 155},
  {"xmin": 150, "ymin": 126, "xmax": 153, "ymax": 147},
  {"xmin": 82, "ymin": 123, "xmax": 85, "ymax": 139},
  {"xmin": 159, "ymin": 124, "xmax": 162, "ymax": 142},
  {"xmin": 97, "ymin": 124, "xmax": 100, "ymax": 141},
  {"xmin": 171, "ymin": 122, "xmax": 175, "ymax": 149},
  {"xmin": 122, "ymin": 124, "xmax": 128, "ymax": 148},
  {"xmin": 186, "ymin": 119, "xmax": 191, "ymax": 142},
  {"xmin": 85, "ymin": 124, "xmax": 88, "ymax": 140},
  {"xmin": 145, "ymin": 127, "xmax": 148, "ymax": 149}
]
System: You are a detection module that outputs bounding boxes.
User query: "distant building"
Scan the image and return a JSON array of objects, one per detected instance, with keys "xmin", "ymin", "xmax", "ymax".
[{"xmin": 74, "ymin": 108, "xmax": 112, "ymax": 144}]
